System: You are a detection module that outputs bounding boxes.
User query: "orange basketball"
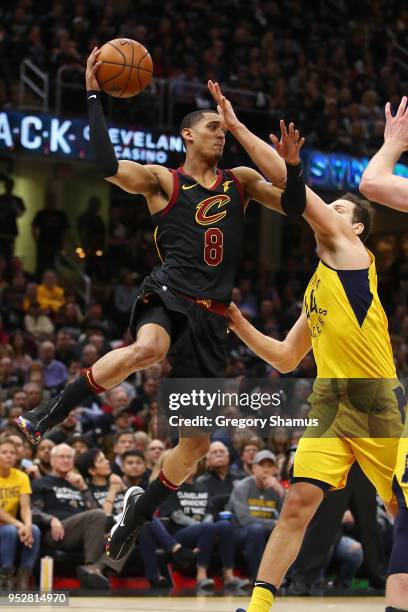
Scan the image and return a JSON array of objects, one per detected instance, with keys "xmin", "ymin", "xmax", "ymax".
[{"xmin": 96, "ymin": 38, "xmax": 153, "ymax": 98}]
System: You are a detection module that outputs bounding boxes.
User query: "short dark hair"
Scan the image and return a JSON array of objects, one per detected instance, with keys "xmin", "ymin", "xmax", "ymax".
[
  {"xmin": 113, "ymin": 430, "xmax": 134, "ymax": 445},
  {"xmin": 340, "ymin": 192, "xmax": 374, "ymax": 243},
  {"xmin": 75, "ymin": 448, "xmax": 101, "ymax": 478},
  {"xmin": 179, "ymin": 110, "xmax": 217, "ymax": 144},
  {"xmin": 122, "ymin": 450, "xmax": 146, "ymax": 464}
]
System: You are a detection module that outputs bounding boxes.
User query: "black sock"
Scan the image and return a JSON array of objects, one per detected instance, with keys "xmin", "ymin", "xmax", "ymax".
[
  {"xmin": 386, "ymin": 607, "xmax": 408, "ymax": 611},
  {"xmin": 30, "ymin": 372, "xmax": 102, "ymax": 429},
  {"xmin": 135, "ymin": 472, "xmax": 179, "ymax": 519}
]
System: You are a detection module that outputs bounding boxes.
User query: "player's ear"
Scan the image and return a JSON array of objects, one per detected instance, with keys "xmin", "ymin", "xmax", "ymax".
[
  {"xmin": 181, "ymin": 127, "xmax": 193, "ymax": 145},
  {"xmin": 353, "ymin": 221, "xmax": 364, "ymax": 236}
]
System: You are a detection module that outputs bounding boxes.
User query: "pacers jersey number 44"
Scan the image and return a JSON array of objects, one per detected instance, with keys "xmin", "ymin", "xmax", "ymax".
[{"xmin": 150, "ymin": 166, "xmax": 246, "ymax": 303}]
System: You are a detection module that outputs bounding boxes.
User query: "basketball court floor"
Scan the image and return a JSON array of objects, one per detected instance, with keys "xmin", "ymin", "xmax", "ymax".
[{"xmin": 27, "ymin": 596, "xmax": 385, "ymax": 611}]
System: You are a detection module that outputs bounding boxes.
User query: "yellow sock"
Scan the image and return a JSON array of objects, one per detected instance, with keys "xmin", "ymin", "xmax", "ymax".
[{"xmin": 246, "ymin": 585, "xmax": 275, "ymax": 612}]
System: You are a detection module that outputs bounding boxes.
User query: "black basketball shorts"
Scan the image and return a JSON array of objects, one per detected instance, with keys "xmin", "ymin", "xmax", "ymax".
[{"xmin": 129, "ymin": 275, "xmax": 229, "ymax": 378}]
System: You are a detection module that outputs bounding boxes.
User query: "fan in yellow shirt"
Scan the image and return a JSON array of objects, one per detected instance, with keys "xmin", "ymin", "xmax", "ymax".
[
  {"xmin": 0, "ymin": 436, "xmax": 41, "ymax": 590},
  {"xmin": 36, "ymin": 270, "xmax": 65, "ymax": 313}
]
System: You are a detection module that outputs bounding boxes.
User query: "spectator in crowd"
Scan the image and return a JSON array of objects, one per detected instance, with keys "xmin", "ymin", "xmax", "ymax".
[
  {"xmin": 110, "ymin": 431, "xmax": 136, "ymax": 477},
  {"xmin": 38, "ymin": 340, "xmax": 68, "ymax": 392},
  {"xmin": 24, "ymin": 302, "xmax": 55, "ymax": 341},
  {"xmin": 229, "ymin": 450, "xmax": 285, "ymax": 580},
  {"xmin": 33, "ymin": 438, "xmax": 54, "ymax": 477},
  {"xmin": 0, "ymin": 177, "xmax": 26, "ymax": 264},
  {"xmin": 197, "ymin": 441, "xmax": 243, "ymax": 518},
  {"xmin": 231, "ymin": 438, "xmax": 263, "ymax": 476},
  {"xmin": 134, "ymin": 431, "xmax": 151, "ymax": 455},
  {"xmin": 70, "ymin": 433, "xmax": 91, "ymax": 456},
  {"xmin": 31, "ymin": 443, "xmax": 109, "ymax": 589},
  {"xmin": 160, "ymin": 460, "xmax": 248, "ymax": 591},
  {"xmin": 77, "ymin": 197, "xmax": 106, "ymax": 256},
  {"xmin": 0, "ymin": 436, "xmax": 41, "ymax": 590},
  {"xmin": 8, "ymin": 331, "xmax": 34, "ymax": 372},
  {"xmin": 4, "ymin": 433, "xmax": 39, "ymax": 480},
  {"xmin": 23, "ymin": 382, "xmax": 44, "ymax": 413},
  {"xmin": 54, "ymin": 329, "xmax": 80, "ymax": 365},
  {"xmin": 32, "ymin": 193, "xmax": 69, "ymax": 278},
  {"xmin": 145, "ymin": 438, "xmax": 165, "ymax": 471},
  {"xmin": 76, "ymin": 448, "xmax": 195, "ymax": 587},
  {"xmin": 46, "ymin": 410, "xmax": 81, "ymax": 445},
  {"xmin": 111, "ymin": 270, "xmax": 139, "ymax": 332},
  {"xmin": 80, "ymin": 343, "xmax": 100, "ymax": 369},
  {"xmin": 0, "ymin": 356, "xmax": 24, "ymax": 392},
  {"xmin": 36, "ymin": 271, "xmax": 65, "ymax": 314}
]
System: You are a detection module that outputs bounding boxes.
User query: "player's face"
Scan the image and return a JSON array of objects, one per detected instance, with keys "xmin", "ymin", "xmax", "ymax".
[
  {"xmin": 187, "ymin": 113, "xmax": 226, "ymax": 159},
  {"xmin": 328, "ymin": 199, "xmax": 364, "ymax": 236},
  {"xmin": 327, "ymin": 199, "xmax": 355, "ymax": 224}
]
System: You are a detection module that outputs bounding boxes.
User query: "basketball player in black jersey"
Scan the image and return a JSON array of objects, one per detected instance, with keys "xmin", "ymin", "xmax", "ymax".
[{"xmin": 15, "ymin": 48, "xmax": 306, "ymax": 563}]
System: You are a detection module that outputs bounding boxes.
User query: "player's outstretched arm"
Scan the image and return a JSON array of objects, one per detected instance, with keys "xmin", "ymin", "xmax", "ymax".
[
  {"xmin": 208, "ymin": 80, "xmax": 287, "ymax": 187},
  {"xmin": 360, "ymin": 96, "xmax": 408, "ymax": 211},
  {"xmin": 86, "ymin": 47, "xmax": 160, "ymax": 197},
  {"xmin": 228, "ymin": 303, "xmax": 311, "ymax": 373}
]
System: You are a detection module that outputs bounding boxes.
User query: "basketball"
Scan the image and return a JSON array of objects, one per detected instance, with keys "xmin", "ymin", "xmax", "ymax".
[{"xmin": 96, "ymin": 38, "xmax": 153, "ymax": 98}]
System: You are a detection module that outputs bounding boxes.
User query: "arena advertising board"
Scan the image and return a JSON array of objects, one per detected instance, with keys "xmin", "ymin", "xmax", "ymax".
[{"xmin": 0, "ymin": 108, "xmax": 407, "ymax": 191}]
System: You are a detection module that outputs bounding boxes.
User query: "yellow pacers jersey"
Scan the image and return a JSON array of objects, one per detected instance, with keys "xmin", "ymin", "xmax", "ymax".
[{"xmin": 303, "ymin": 251, "xmax": 395, "ymax": 378}]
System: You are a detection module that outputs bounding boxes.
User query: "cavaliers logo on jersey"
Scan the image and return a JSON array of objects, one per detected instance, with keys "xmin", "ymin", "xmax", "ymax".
[{"xmin": 195, "ymin": 194, "xmax": 230, "ymax": 226}]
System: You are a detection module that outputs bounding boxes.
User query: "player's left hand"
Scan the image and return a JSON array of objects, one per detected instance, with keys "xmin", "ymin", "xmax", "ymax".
[
  {"xmin": 270, "ymin": 120, "xmax": 305, "ymax": 165},
  {"xmin": 208, "ymin": 80, "xmax": 241, "ymax": 132},
  {"xmin": 384, "ymin": 96, "xmax": 408, "ymax": 151}
]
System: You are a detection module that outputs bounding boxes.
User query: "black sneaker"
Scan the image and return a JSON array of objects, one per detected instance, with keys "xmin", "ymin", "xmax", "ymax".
[
  {"xmin": 105, "ymin": 486, "xmax": 148, "ymax": 561},
  {"xmin": 15, "ymin": 396, "xmax": 65, "ymax": 445}
]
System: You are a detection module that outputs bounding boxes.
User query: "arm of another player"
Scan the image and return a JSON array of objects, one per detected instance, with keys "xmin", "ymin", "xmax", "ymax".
[
  {"xmin": 208, "ymin": 80, "xmax": 287, "ymax": 187},
  {"xmin": 228, "ymin": 303, "xmax": 311, "ymax": 373},
  {"xmin": 86, "ymin": 47, "xmax": 161, "ymax": 197},
  {"xmin": 360, "ymin": 96, "xmax": 408, "ymax": 211}
]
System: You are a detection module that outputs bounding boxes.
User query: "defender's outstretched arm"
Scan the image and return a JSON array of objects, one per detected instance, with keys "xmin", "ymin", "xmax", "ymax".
[
  {"xmin": 360, "ymin": 96, "xmax": 408, "ymax": 211},
  {"xmin": 228, "ymin": 304, "xmax": 311, "ymax": 373}
]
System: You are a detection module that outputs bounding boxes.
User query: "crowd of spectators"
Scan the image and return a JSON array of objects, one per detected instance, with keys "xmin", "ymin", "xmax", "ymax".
[{"xmin": 1, "ymin": 1, "xmax": 408, "ymax": 154}]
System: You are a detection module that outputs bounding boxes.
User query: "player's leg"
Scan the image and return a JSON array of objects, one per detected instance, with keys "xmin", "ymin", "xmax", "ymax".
[
  {"xmin": 385, "ymin": 429, "xmax": 408, "ymax": 612},
  {"xmin": 15, "ymin": 304, "xmax": 172, "ymax": 444},
  {"xmin": 106, "ymin": 435, "xmax": 211, "ymax": 561},
  {"xmin": 240, "ymin": 482, "xmax": 323, "ymax": 612}
]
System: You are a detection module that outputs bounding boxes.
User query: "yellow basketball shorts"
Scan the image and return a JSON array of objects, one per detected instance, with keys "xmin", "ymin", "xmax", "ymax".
[
  {"xmin": 293, "ymin": 435, "xmax": 400, "ymax": 504},
  {"xmin": 292, "ymin": 378, "xmax": 406, "ymax": 504}
]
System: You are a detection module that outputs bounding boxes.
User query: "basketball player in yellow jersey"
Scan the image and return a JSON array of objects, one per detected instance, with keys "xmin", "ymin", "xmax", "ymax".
[
  {"xmin": 208, "ymin": 82, "xmax": 405, "ymax": 612},
  {"xmin": 359, "ymin": 95, "xmax": 408, "ymax": 612}
]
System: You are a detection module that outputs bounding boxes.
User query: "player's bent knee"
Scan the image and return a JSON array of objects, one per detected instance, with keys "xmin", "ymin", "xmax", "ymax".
[{"xmin": 127, "ymin": 342, "xmax": 165, "ymax": 370}]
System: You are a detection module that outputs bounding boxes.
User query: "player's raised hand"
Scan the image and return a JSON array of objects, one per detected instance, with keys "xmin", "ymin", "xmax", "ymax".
[
  {"xmin": 270, "ymin": 120, "xmax": 305, "ymax": 166},
  {"xmin": 208, "ymin": 80, "xmax": 241, "ymax": 131},
  {"xmin": 85, "ymin": 47, "xmax": 102, "ymax": 91},
  {"xmin": 384, "ymin": 96, "xmax": 408, "ymax": 152}
]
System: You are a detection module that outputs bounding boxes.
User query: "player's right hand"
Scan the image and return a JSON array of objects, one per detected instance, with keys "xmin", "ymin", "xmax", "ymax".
[
  {"xmin": 86, "ymin": 47, "xmax": 102, "ymax": 91},
  {"xmin": 227, "ymin": 302, "xmax": 244, "ymax": 331},
  {"xmin": 208, "ymin": 80, "xmax": 241, "ymax": 132}
]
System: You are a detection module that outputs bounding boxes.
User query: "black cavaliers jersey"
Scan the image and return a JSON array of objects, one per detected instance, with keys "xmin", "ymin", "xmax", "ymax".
[{"xmin": 150, "ymin": 167, "xmax": 246, "ymax": 302}]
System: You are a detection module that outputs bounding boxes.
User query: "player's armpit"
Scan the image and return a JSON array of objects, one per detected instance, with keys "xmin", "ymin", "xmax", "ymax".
[
  {"xmin": 360, "ymin": 174, "xmax": 408, "ymax": 212},
  {"xmin": 107, "ymin": 161, "xmax": 163, "ymax": 196},
  {"xmin": 233, "ymin": 166, "xmax": 283, "ymax": 212}
]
